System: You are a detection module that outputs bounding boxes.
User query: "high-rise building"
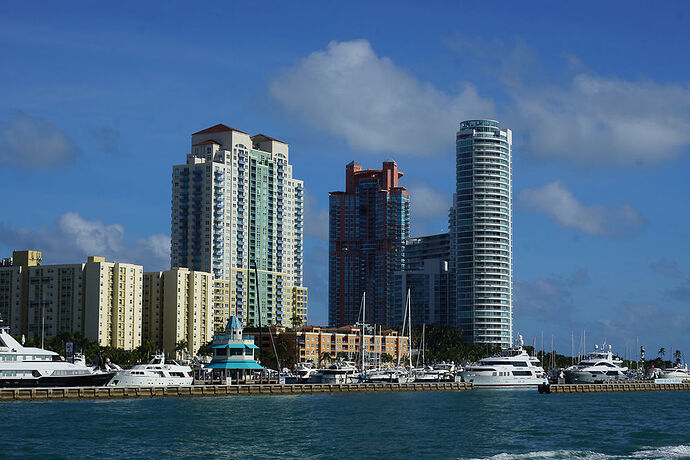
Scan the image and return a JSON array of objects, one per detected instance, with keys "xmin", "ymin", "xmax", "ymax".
[
  {"xmin": 142, "ymin": 268, "xmax": 213, "ymax": 357},
  {"xmin": 450, "ymin": 120, "xmax": 512, "ymax": 347},
  {"xmin": 171, "ymin": 124, "xmax": 307, "ymax": 328},
  {"xmin": 328, "ymin": 160, "xmax": 410, "ymax": 327},
  {"xmin": 392, "ymin": 233, "xmax": 455, "ymax": 326},
  {"xmin": 83, "ymin": 256, "xmax": 143, "ymax": 350}
]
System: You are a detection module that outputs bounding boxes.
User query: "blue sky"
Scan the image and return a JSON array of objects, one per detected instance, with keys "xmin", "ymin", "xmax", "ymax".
[{"xmin": 2, "ymin": 1, "xmax": 690, "ymax": 356}]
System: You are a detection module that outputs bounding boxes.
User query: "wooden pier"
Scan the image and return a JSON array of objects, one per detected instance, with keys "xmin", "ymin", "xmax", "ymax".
[
  {"xmin": 539, "ymin": 382, "xmax": 690, "ymax": 394},
  {"xmin": 0, "ymin": 381, "xmax": 473, "ymax": 401}
]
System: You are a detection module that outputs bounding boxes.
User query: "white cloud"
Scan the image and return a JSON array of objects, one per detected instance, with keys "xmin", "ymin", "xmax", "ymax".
[
  {"xmin": 510, "ymin": 75, "xmax": 690, "ymax": 165},
  {"xmin": 0, "ymin": 212, "xmax": 169, "ymax": 271},
  {"xmin": 408, "ymin": 183, "xmax": 452, "ymax": 219},
  {"xmin": 520, "ymin": 181, "xmax": 645, "ymax": 237},
  {"xmin": 0, "ymin": 111, "xmax": 79, "ymax": 168},
  {"xmin": 270, "ymin": 39, "xmax": 494, "ymax": 156}
]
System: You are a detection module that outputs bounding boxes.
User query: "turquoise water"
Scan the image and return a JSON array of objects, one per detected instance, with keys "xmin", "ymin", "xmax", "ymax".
[{"xmin": 2, "ymin": 390, "xmax": 690, "ymax": 459}]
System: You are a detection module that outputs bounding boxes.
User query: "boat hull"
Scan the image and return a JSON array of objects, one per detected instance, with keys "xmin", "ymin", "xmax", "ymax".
[
  {"xmin": 564, "ymin": 370, "xmax": 626, "ymax": 384},
  {"xmin": 0, "ymin": 372, "xmax": 115, "ymax": 388}
]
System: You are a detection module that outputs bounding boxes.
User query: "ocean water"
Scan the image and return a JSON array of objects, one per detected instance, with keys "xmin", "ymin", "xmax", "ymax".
[{"xmin": 2, "ymin": 389, "xmax": 690, "ymax": 459}]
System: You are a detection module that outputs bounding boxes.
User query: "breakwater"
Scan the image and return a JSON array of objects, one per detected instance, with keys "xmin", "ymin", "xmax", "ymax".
[
  {"xmin": 539, "ymin": 382, "xmax": 690, "ymax": 393},
  {"xmin": 0, "ymin": 381, "xmax": 473, "ymax": 401}
]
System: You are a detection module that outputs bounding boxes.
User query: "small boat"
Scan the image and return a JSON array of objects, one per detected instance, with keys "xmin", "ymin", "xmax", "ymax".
[
  {"xmin": 0, "ymin": 319, "xmax": 114, "ymax": 388},
  {"xmin": 107, "ymin": 354, "xmax": 193, "ymax": 387},
  {"xmin": 564, "ymin": 344, "xmax": 628, "ymax": 384}
]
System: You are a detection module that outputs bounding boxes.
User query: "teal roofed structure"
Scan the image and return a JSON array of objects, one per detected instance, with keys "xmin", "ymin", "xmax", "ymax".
[{"xmin": 201, "ymin": 315, "xmax": 263, "ymax": 384}]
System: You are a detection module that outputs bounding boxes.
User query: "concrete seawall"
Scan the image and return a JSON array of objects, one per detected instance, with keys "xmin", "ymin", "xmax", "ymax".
[
  {"xmin": 0, "ymin": 381, "xmax": 473, "ymax": 401},
  {"xmin": 539, "ymin": 382, "xmax": 690, "ymax": 394}
]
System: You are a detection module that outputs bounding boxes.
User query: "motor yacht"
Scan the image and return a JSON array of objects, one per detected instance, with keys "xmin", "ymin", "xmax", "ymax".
[
  {"xmin": 0, "ymin": 320, "xmax": 114, "ymax": 387},
  {"xmin": 458, "ymin": 336, "xmax": 547, "ymax": 388},
  {"xmin": 310, "ymin": 360, "xmax": 359, "ymax": 384},
  {"xmin": 107, "ymin": 354, "xmax": 193, "ymax": 387},
  {"xmin": 659, "ymin": 363, "xmax": 690, "ymax": 380},
  {"xmin": 564, "ymin": 344, "xmax": 628, "ymax": 384},
  {"xmin": 364, "ymin": 366, "xmax": 411, "ymax": 383}
]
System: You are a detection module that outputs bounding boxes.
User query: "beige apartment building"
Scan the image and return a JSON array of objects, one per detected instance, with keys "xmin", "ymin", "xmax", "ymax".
[
  {"xmin": 143, "ymin": 268, "xmax": 214, "ymax": 357},
  {"xmin": 83, "ymin": 256, "xmax": 143, "ymax": 350},
  {"xmin": 0, "ymin": 251, "xmax": 144, "ymax": 350}
]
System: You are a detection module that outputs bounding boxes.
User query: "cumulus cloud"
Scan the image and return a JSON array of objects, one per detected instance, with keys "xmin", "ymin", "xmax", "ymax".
[
  {"xmin": 0, "ymin": 212, "xmax": 169, "ymax": 271},
  {"xmin": 408, "ymin": 183, "xmax": 452, "ymax": 219},
  {"xmin": 516, "ymin": 268, "xmax": 589, "ymax": 318},
  {"xmin": 446, "ymin": 36, "xmax": 690, "ymax": 165},
  {"xmin": 270, "ymin": 39, "xmax": 494, "ymax": 156},
  {"xmin": 511, "ymin": 75, "xmax": 690, "ymax": 165},
  {"xmin": 0, "ymin": 111, "xmax": 79, "ymax": 168},
  {"xmin": 520, "ymin": 181, "xmax": 645, "ymax": 237}
]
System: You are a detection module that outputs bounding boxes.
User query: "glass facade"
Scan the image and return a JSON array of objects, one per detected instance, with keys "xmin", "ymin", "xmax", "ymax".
[{"xmin": 450, "ymin": 120, "xmax": 512, "ymax": 347}]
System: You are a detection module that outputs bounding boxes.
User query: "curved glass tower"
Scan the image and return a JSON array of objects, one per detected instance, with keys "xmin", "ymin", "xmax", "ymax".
[{"xmin": 450, "ymin": 120, "xmax": 512, "ymax": 347}]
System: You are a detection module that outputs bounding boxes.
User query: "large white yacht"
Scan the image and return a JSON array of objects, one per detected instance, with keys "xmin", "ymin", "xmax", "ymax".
[
  {"xmin": 107, "ymin": 354, "xmax": 193, "ymax": 387},
  {"xmin": 564, "ymin": 344, "xmax": 628, "ymax": 384},
  {"xmin": 0, "ymin": 320, "xmax": 114, "ymax": 387},
  {"xmin": 659, "ymin": 363, "xmax": 690, "ymax": 380},
  {"xmin": 458, "ymin": 336, "xmax": 547, "ymax": 388}
]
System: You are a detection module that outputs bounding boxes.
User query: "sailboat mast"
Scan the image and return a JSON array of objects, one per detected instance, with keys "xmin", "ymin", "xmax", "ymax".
[
  {"xmin": 361, "ymin": 292, "xmax": 366, "ymax": 372},
  {"xmin": 407, "ymin": 289, "xmax": 412, "ymax": 369},
  {"xmin": 398, "ymin": 290, "xmax": 408, "ymax": 367}
]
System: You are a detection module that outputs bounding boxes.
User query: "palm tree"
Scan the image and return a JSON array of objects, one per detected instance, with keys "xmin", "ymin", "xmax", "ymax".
[
  {"xmin": 658, "ymin": 347, "xmax": 665, "ymax": 359},
  {"xmin": 175, "ymin": 340, "xmax": 189, "ymax": 359}
]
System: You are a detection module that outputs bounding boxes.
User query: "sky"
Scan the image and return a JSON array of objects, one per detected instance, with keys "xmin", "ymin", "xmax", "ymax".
[{"xmin": 1, "ymin": 1, "xmax": 690, "ymax": 357}]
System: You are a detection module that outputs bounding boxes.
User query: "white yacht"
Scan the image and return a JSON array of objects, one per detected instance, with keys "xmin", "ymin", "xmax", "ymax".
[
  {"xmin": 310, "ymin": 361, "xmax": 359, "ymax": 384},
  {"xmin": 0, "ymin": 320, "xmax": 114, "ymax": 387},
  {"xmin": 659, "ymin": 363, "xmax": 690, "ymax": 380},
  {"xmin": 107, "ymin": 354, "xmax": 193, "ymax": 387},
  {"xmin": 564, "ymin": 344, "xmax": 628, "ymax": 384},
  {"xmin": 458, "ymin": 336, "xmax": 547, "ymax": 388},
  {"xmin": 364, "ymin": 366, "xmax": 411, "ymax": 384}
]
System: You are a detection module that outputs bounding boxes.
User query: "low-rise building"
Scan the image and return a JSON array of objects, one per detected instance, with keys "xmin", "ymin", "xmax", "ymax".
[{"xmin": 254, "ymin": 325, "xmax": 409, "ymax": 366}]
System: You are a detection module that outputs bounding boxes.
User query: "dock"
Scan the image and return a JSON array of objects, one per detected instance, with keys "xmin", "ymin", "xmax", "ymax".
[
  {"xmin": 539, "ymin": 382, "xmax": 690, "ymax": 394},
  {"xmin": 0, "ymin": 381, "xmax": 473, "ymax": 401}
]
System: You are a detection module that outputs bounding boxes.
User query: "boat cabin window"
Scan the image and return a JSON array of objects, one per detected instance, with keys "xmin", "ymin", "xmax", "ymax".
[{"xmin": 512, "ymin": 371, "xmax": 532, "ymax": 376}]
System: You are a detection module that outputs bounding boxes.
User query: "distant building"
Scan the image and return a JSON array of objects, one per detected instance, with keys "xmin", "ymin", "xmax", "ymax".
[
  {"xmin": 449, "ymin": 120, "xmax": 512, "ymax": 347},
  {"xmin": 142, "ymin": 268, "xmax": 213, "ymax": 357},
  {"xmin": 254, "ymin": 324, "xmax": 409, "ymax": 365},
  {"xmin": 392, "ymin": 233, "xmax": 455, "ymax": 326},
  {"xmin": 0, "ymin": 251, "xmax": 144, "ymax": 350},
  {"xmin": 170, "ymin": 124, "xmax": 307, "ymax": 328},
  {"xmin": 328, "ymin": 160, "xmax": 410, "ymax": 327}
]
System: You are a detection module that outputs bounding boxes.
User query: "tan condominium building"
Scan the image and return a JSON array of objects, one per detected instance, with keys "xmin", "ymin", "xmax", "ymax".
[
  {"xmin": 0, "ymin": 251, "xmax": 143, "ymax": 350},
  {"xmin": 83, "ymin": 256, "xmax": 143, "ymax": 350},
  {"xmin": 143, "ymin": 268, "xmax": 213, "ymax": 358},
  {"xmin": 255, "ymin": 325, "xmax": 409, "ymax": 366}
]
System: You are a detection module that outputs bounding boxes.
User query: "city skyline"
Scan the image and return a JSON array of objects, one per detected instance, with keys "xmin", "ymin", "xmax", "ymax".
[{"xmin": 2, "ymin": 2, "xmax": 690, "ymax": 354}]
